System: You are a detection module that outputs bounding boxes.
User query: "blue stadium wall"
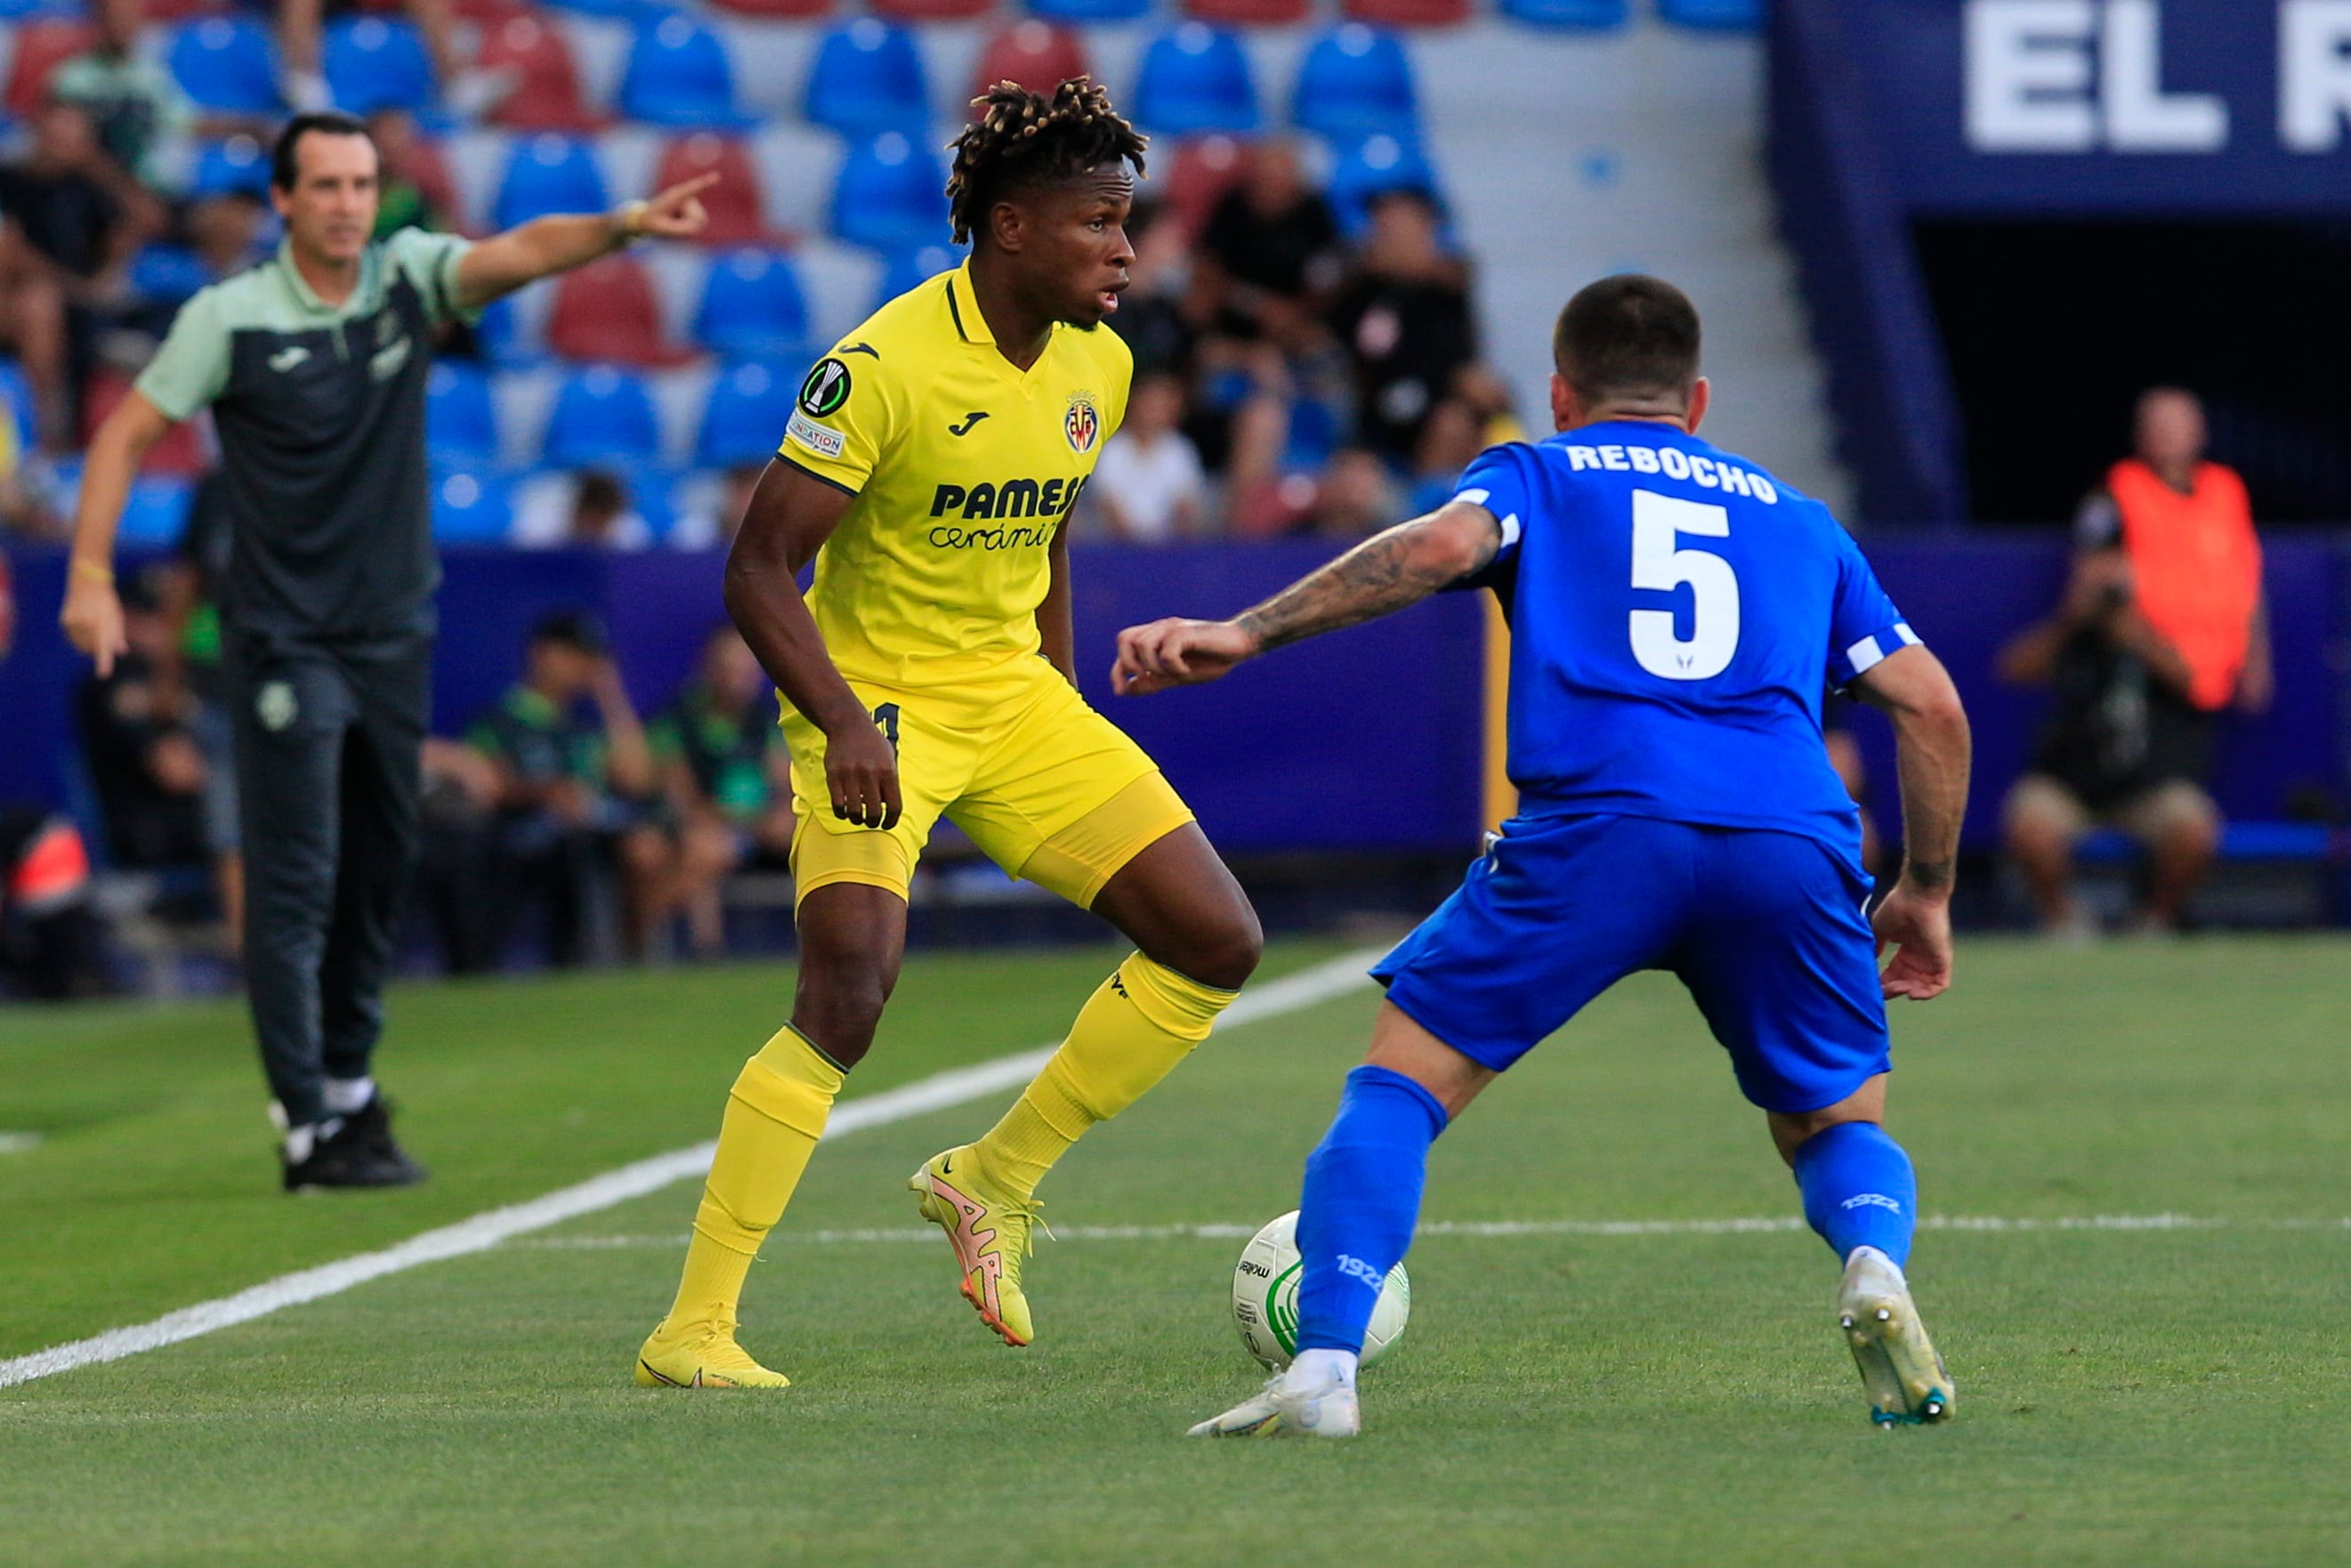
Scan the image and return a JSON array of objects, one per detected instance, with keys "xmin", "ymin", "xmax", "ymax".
[{"xmin": 5, "ymin": 537, "xmax": 2346, "ymax": 856}]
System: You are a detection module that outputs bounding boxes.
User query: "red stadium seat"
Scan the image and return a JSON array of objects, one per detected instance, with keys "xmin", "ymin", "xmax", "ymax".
[
  {"xmin": 82, "ymin": 370, "xmax": 206, "ymax": 474},
  {"xmin": 970, "ymin": 20, "xmax": 1088, "ymax": 98},
  {"xmin": 6, "ymin": 20, "xmax": 97, "ymax": 121},
  {"xmin": 448, "ymin": 0, "xmax": 532, "ymax": 22},
  {"xmin": 707, "ymin": 0, "xmax": 835, "ymax": 20},
  {"xmin": 478, "ymin": 14, "xmax": 601, "ymax": 133},
  {"xmin": 1161, "ymin": 133, "xmax": 1248, "ymax": 240},
  {"xmin": 1184, "ymin": 0, "xmax": 1312, "ymax": 25},
  {"xmin": 873, "ymin": 0, "xmax": 993, "ymax": 20},
  {"xmin": 1343, "ymin": 0, "xmax": 1470, "ymax": 25},
  {"xmin": 650, "ymin": 133, "xmax": 772, "ymax": 247},
  {"xmin": 545, "ymin": 255, "xmax": 693, "ymax": 368}
]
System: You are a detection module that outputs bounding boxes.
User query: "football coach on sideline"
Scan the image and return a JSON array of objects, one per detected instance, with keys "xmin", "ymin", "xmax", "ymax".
[{"xmin": 61, "ymin": 111, "xmax": 714, "ymax": 1190}]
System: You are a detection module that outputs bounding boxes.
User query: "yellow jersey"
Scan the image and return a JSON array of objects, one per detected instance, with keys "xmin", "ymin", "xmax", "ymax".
[{"xmin": 778, "ymin": 260, "xmax": 1133, "ymax": 691}]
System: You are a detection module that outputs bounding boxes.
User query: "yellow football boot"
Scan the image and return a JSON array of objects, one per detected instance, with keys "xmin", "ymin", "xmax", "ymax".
[
  {"xmin": 634, "ymin": 1313, "xmax": 791, "ymax": 1389},
  {"xmin": 908, "ymin": 1146, "xmax": 1043, "ymax": 1347}
]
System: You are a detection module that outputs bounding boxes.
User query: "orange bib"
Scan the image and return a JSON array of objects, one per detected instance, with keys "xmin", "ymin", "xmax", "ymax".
[{"xmin": 2108, "ymin": 458, "xmax": 2262, "ymax": 711}]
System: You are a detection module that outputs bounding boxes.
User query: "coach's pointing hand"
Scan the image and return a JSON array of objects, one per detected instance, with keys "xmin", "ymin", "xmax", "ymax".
[
  {"xmin": 626, "ymin": 173, "xmax": 720, "ymax": 241},
  {"xmin": 61, "ymin": 570, "xmax": 128, "ymax": 677},
  {"xmin": 1113, "ymin": 618, "xmax": 1258, "ymax": 696},
  {"xmin": 824, "ymin": 713, "xmax": 902, "ymax": 830}
]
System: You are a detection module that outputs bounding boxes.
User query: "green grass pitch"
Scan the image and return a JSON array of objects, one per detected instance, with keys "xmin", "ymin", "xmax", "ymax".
[{"xmin": 3, "ymin": 935, "xmax": 2348, "ymax": 1565}]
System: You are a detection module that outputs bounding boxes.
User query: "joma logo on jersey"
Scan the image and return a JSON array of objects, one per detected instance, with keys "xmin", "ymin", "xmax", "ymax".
[
  {"xmin": 928, "ymin": 475, "xmax": 1087, "ymax": 521},
  {"xmin": 1064, "ymin": 396, "xmax": 1099, "ymax": 455}
]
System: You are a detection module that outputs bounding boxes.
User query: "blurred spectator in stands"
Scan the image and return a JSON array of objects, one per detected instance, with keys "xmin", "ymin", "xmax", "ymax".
[
  {"xmin": 0, "ymin": 378, "xmax": 54, "ymax": 539},
  {"xmin": 0, "ymin": 99, "xmax": 166, "ymax": 449},
  {"xmin": 1402, "ymin": 395, "xmax": 1485, "ymax": 515},
  {"xmin": 52, "ymin": 0, "xmax": 195, "ymax": 196},
  {"xmin": 1199, "ymin": 140, "xmax": 1342, "ymax": 351},
  {"xmin": 466, "ymin": 610, "xmax": 667, "ymax": 965},
  {"xmin": 76, "ymin": 570, "xmax": 212, "ymax": 872},
  {"xmin": 1107, "ymin": 202, "xmax": 1204, "ymax": 384},
  {"xmin": 1327, "ymin": 188, "xmax": 1478, "ymax": 466},
  {"xmin": 186, "ymin": 186, "xmax": 271, "ymax": 280},
  {"xmin": 277, "ymin": 0, "xmax": 513, "ymax": 121},
  {"xmin": 1999, "ymin": 388, "xmax": 2268, "ymax": 934},
  {"xmin": 0, "ymin": 555, "xmax": 101, "ymax": 998},
  {"xmin": 368, "ymin": 109, "xmax": 450, "ymax": 239},
  {"xmin": 1306, "ymin": 447, "xmax": 1400, "ymax": 538},
  {"xmin": 513, "ymin": 471, "xmax": 653, "ymax": 550},
  {"xmin": 412, "ymin": 735, "xmax": 502, "ymax": 973},
  {"xmin": 645, "ymin": 624, "xmax": 792, "ymax": 959},
  {"xmin": 1087, "ymin": 370, "xmax": 1206, "ymax": 542}
]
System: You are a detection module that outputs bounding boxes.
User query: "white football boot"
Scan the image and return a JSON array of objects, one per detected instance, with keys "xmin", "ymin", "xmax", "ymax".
[
  {"xmin": 1837, "ymin": 1246, "xmax": 1955, "ymax": 1426},
  {"xmin": 1188, "ymin": 1350, "xmax": 1361, "ymax": 1438}
]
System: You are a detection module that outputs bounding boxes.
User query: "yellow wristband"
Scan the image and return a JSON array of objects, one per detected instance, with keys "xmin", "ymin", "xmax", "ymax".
[
  {"xmin": 617, "ymin": 200, "xmax": 650, "ymax": 240},
  {"xmin": 70, "ymin": 560, "xmax": 114, "ymax": 586}
]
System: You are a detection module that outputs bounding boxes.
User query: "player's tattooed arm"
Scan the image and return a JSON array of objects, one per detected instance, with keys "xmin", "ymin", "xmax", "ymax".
[
  {"xmin": 1235, "ymin": 500, "xmax": 1506, "ymax": 654},
  {"xmin": 1113, "ymin": 501, "xmax": 1502, "ymax": 695}
]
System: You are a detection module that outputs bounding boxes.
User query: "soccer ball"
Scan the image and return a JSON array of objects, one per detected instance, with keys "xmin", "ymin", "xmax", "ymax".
[{"xmin": 1230, "ymin": 1209, "xmax": 1410, "ymax": 1371}]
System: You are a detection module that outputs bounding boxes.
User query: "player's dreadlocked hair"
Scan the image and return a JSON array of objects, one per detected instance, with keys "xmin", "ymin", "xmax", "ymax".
[{"xmin": 946, "ymin": 77, "xmax": 1148, "ymax": 247}]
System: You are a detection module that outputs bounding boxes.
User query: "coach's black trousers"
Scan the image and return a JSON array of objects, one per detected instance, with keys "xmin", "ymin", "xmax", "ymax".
[{"xmin": 226, "ymin": 626, "xmax": 430, "ymax": 1128}]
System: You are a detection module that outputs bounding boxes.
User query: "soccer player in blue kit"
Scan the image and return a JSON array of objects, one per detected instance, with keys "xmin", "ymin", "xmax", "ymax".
[{"xmin": 1115, "ymin": 277, "xmax": 1974, "ymax": 1437}]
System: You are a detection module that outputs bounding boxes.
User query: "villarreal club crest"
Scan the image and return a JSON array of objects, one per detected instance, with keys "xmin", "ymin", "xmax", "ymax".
[{"xmin": 1064, "ymin": 396, "xmax": 1099, "ymax": 456}]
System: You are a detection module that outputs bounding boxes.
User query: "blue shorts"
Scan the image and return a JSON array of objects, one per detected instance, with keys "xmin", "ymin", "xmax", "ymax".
[{"xmin": 1373, "ymin": 813, "xmax": 1891, "ymax": 1114}]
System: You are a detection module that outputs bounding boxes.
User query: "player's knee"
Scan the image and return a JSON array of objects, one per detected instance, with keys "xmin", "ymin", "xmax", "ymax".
[{"xmin": 1182, "ymin": 903, "xmax": 1263, "ymax": 992}]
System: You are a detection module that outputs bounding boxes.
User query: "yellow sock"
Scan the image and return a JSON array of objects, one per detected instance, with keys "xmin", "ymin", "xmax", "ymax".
[
  {"xmin": 662, "ymin": 1023, "xmax": 844, "ymax": 1331},
  {"xmin": 975, "ymin": 952, "xmax": 1239, "ymax": 1199}
]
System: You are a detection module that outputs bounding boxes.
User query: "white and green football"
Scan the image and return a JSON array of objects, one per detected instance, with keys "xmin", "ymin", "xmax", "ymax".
[{"xmin": 1230, "ymin": 1209, "xmax": 1410, "ymax": 1371}]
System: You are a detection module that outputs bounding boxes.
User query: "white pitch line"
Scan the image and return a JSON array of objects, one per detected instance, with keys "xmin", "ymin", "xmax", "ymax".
[
  {"xmin": 0, "ymin": 947, "xmax": 1386, "ymax": 1391},
  {"xmin": 505, "ymin": 1214, "xmax": 2351, "ymax": 1251},
  {"xmin": 0, "ymin": 1132, "xmax": 42, "ymax": 1155}
]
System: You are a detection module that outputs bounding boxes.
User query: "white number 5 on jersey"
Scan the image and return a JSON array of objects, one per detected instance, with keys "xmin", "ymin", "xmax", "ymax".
[{"xmin": 1628, "ymin": 489, "xmax": 1739, "ymax": 681}]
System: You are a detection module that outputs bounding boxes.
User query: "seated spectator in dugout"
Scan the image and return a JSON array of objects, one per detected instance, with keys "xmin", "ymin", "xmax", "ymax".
[
  {"xmin": 76, "ymin": 569, "xmax": 212, "ymax": 873},
  {"xmin": 467, "ymin": 610, "xmax": 667, "ymax": 965},
  {"xmin": 644, "ymin": 624, "xmax": 794, "ymax": 959}
]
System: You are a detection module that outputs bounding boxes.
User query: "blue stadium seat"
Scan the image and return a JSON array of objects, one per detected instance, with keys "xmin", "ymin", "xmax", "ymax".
[
  {"xmin": 117, "ymin": 476, "xmax": 194, "ymax": 548},
  {"xmin": 493, "ymin": 135, "xmax": 610, "ymax": 232},
  {"xmin": 168, "ymin": 16, "xmax": 283, "ymax": 115},
  {"xmin": 1658, "ymin": 0, "xmax": 1762, "ymax": 28},
  {"xmin": 431, "ymin": 466, "xmax": 519, "ymax": 545},
  {"xmin": 542, "ymin": 364, "xmax": 661, "ymax": 469},
  {"xmin": 130, "ymin": 246, "xmax": 212, "ymax": 307},
  {"xmin": 0, "ymin": 359, "xmax": 35, "ymax": 451},
  {"xmin": 696, "ymin": 360, "xmax": 795, "ymax": 469},
  {"xmin": 693, "ymin": 248, "xmax": 811, "ymax": 362},
  {"xmin": 1293, "ymin": 25, "xmax": 1418, "ymax": 143},
  {"xmin": 0, "ymin": 0, "xmax": 83, "ymax": 18},
  {"xmin": 830, "ymin": 131, "xmax": 949, "ymax": 252},
  {"xmin": 427, "ymin": 362, "xmax": 501, "ymax": 467},
  {"xmin": 190, "ymin": 136, "xmax": 271, "ymax": 200},
  {"xmin": 618, "ymin": 13, "xmax": 757, "ymax": 130},
  {"xmin": 473, "ymin": 296, "xmax": 537, "ymax": 368},
  {"xmin": 325, "ymin": 16, "xmax": 436, "ymax": 116},
  {"xmin": 1497, "ymin": 0, "xmax": 1628, "ymax": 28},
  {"xmin": 538, "ymin": 0, "xmax": 658, "ymax": 20},
  {"xmin": 804, "ymin": 20, "xmax": 929, "ymax": 139},
  {"xmin": 1025, "ymin": 0, "xmax": 1151, "ymax": 21},
  {"xmin": 875, "ymin": 240, "xmax": 965, "ymax": 308},
  {"xmin": 1326, "ymin": 132, "xmax": 1439, "ymax": 234},
  {"xmin": 1132, "ymin": 23, "xmax": 1257, "ymax": 137}
]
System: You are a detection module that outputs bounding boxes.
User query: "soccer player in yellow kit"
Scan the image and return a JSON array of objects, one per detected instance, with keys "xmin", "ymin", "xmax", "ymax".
[{"xmin": 636, "ymin": 79, "xmax": 1262, "ymax": 1388}]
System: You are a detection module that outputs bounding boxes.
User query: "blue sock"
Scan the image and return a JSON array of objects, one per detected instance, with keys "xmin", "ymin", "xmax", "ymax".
[
  {"xmin": 1791, "ymin": 1120, "xmax": 1918, "ymax": 1266},
  {"xmin": 1292, "ymin": 1064, "xmax": 1449, "ymax": 1354}
]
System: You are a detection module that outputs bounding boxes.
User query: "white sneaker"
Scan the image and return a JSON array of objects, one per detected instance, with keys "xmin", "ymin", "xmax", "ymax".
[
  {"xmin": 1188, "ymin": 1355, "xmax": 1361, "ymax": 1439},
  {"xmin": 1837, "ymin": 1247, "xmax": 1954, "ymax": 1426}
]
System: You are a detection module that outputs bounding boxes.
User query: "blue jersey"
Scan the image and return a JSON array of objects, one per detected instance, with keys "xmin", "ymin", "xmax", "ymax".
[{"xmin": 1454, "ymin": 421, "xmax": 1915, "ymax": 859}]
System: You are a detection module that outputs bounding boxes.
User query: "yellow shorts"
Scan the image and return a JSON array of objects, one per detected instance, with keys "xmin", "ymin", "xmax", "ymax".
[{"xmin": 780, "ymin": 660, "xmax": 1195, "ymax": 909}]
